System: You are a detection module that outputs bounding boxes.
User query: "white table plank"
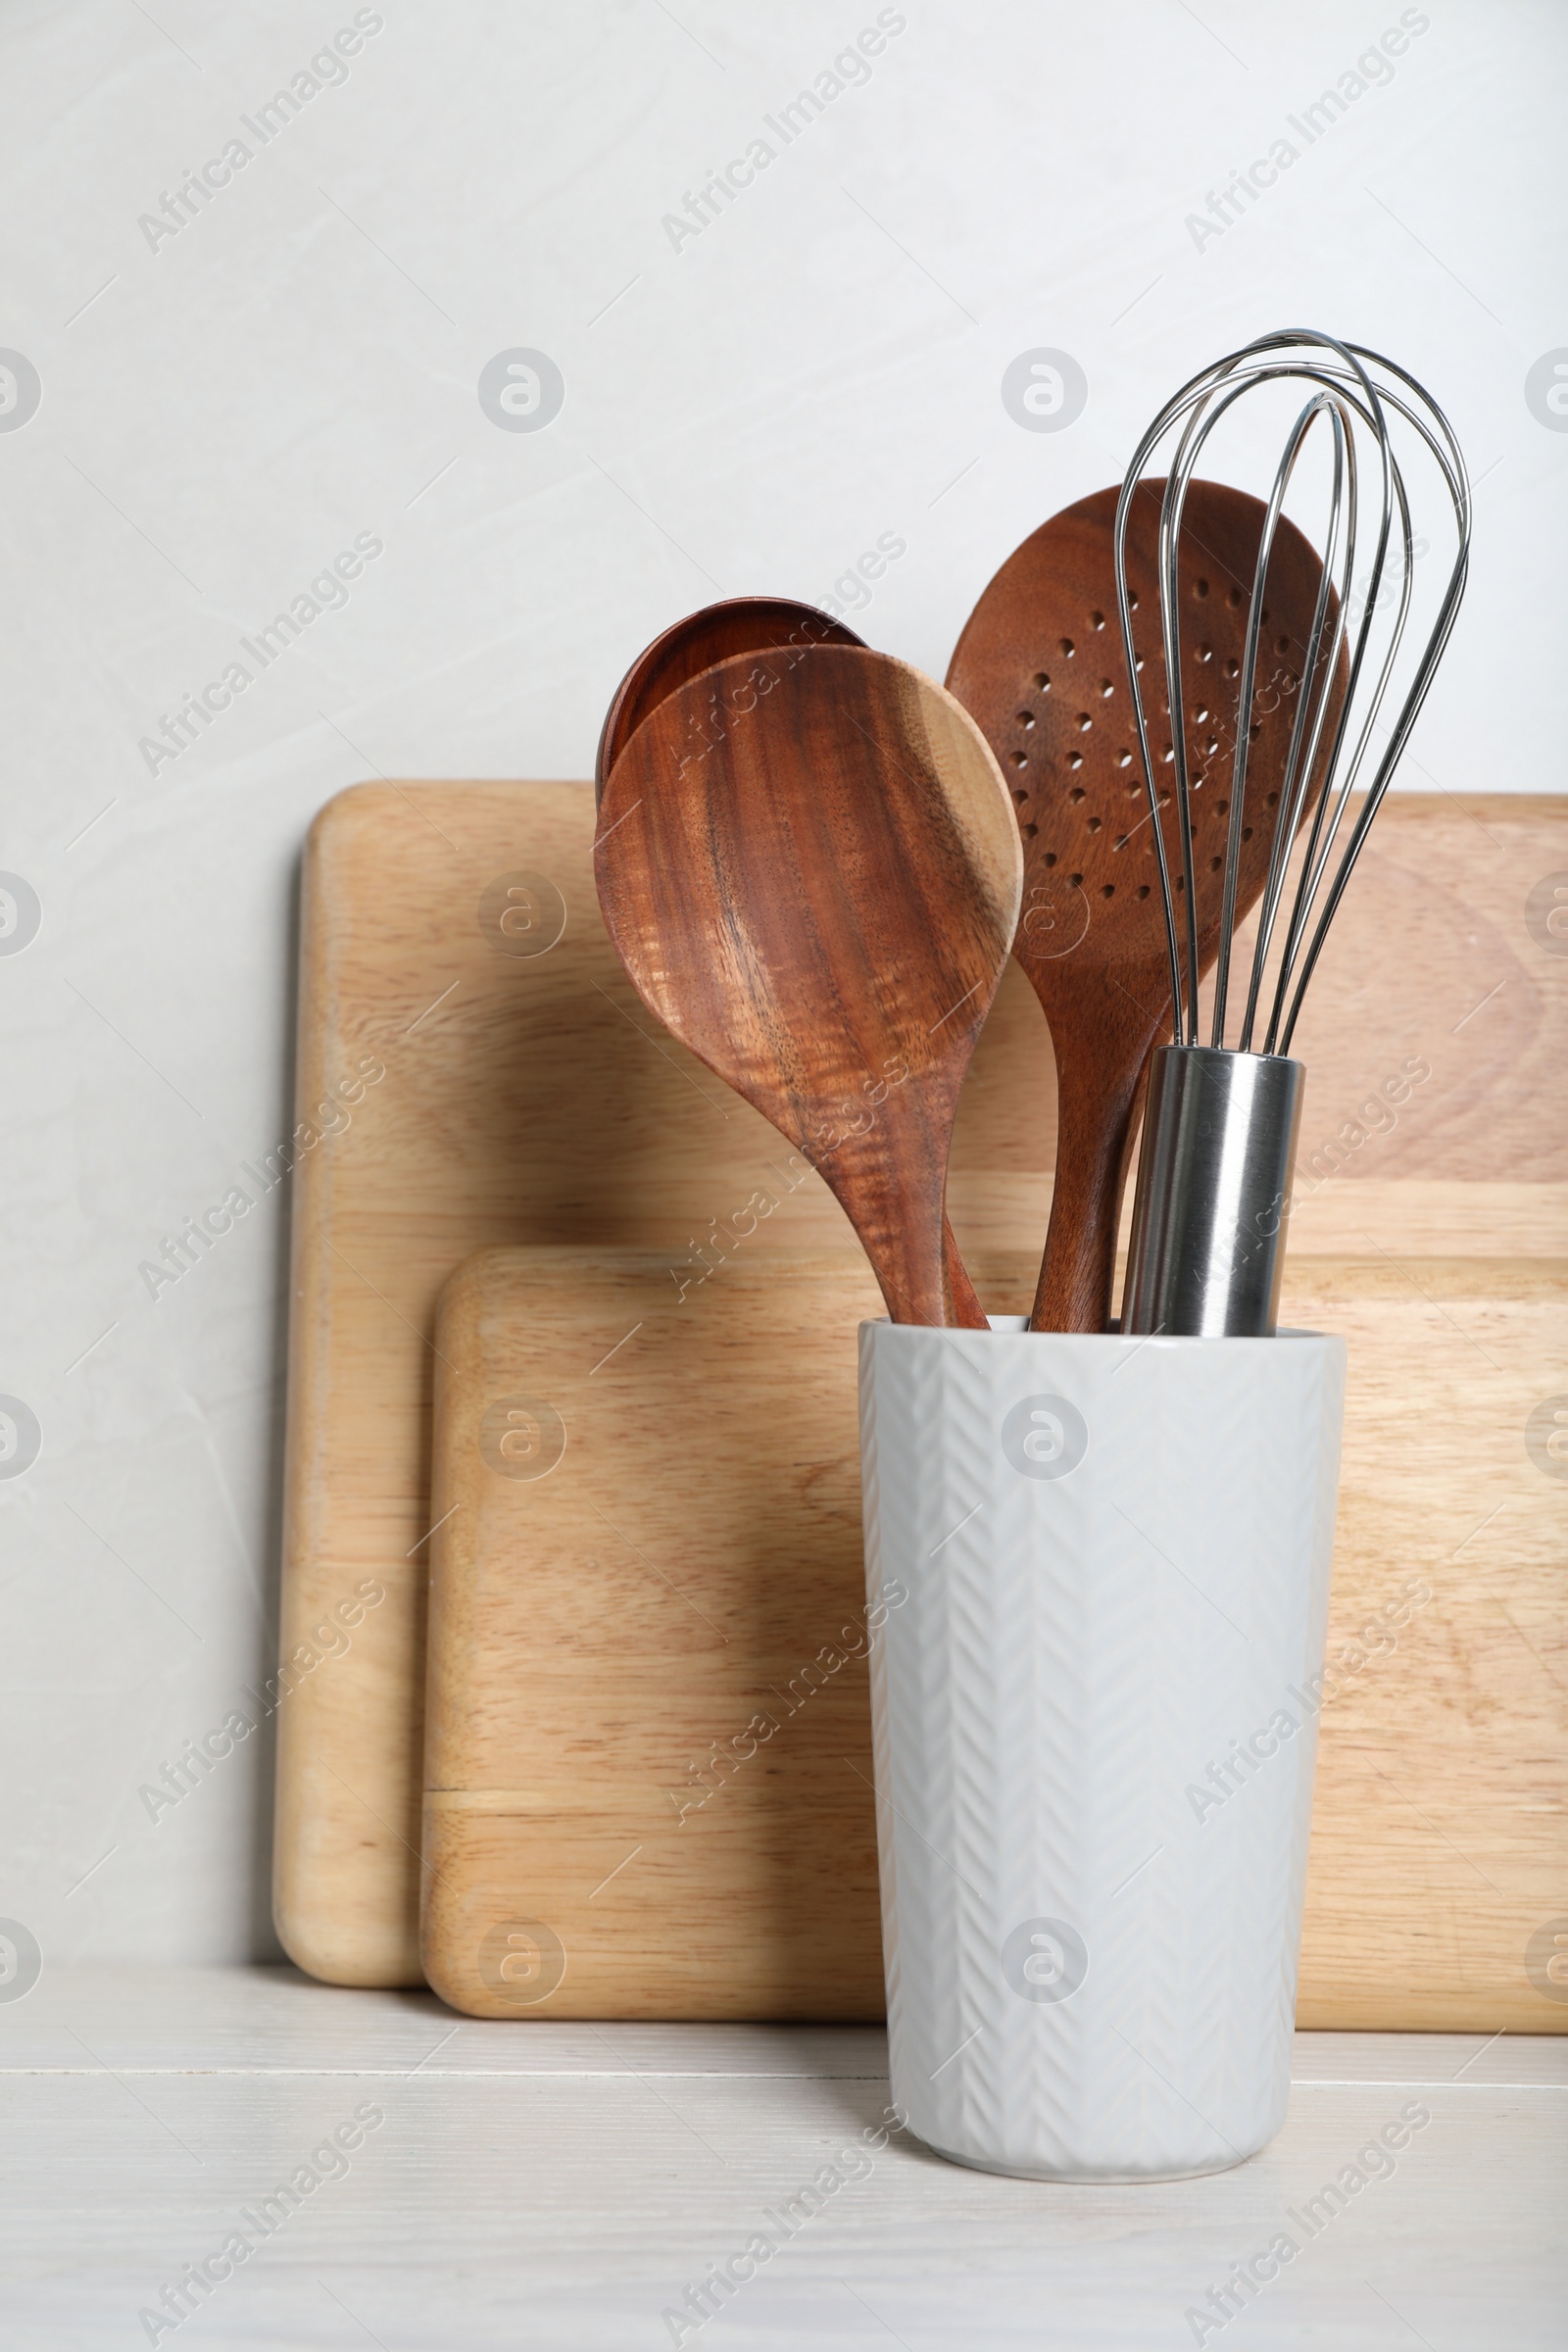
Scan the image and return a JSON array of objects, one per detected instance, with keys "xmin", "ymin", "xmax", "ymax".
[{"xmin": 0, "ymin": 1970, "xmax": 1561, "ymax": 2350}]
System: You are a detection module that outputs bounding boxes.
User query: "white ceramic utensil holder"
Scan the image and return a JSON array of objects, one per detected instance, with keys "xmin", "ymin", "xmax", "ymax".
[{"xmin": 859, "ymin": 1316, "xmax": 1346, "ymax": 2182}]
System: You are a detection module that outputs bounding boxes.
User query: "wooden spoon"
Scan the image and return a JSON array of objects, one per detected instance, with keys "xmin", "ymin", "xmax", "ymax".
[
  {"xmin": 947, "ymin": 478, "xmax": 1344, "ymax": 1332},
  {"xmin": 595, "ymin": 644, "xmax": 1022, "ymax": 1326},
  {"xmin": 596, "ymin": 598, "xmax": 863, "ymax": 808},
  {"xmin": 599, "ymin": 603, "xmax": 978, "ymax": 1318}
]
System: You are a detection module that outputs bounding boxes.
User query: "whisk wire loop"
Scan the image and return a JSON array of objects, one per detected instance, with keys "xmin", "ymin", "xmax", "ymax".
[{"xmin": 1112, "ymin": 329, "xmax": 1469, "ymax": 1057}]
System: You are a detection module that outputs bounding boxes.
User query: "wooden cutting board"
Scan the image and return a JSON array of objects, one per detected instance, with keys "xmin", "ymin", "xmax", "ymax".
[
  {"xmin": 421, "ymin": 1248, "xmax": 888, "ymax": 2021},
  {"xmin": 421, "ymin": 1243, "xmax": 1565, "ymax": 2028},
  {"xmin": 273, "ymin": 780, "xmax": 1054, "ymax": 1986},
  {"xmin": 276, "ymin": 781, "xmax": 1567, "ymax": 2008}
]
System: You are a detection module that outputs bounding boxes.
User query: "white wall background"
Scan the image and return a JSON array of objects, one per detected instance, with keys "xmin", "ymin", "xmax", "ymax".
[{"xmin": 0, "ymin": 0, "xmax": 1562, "ymax": 1965}]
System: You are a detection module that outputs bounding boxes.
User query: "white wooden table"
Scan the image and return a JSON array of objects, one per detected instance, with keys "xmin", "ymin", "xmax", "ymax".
[{"xmin": 3, "ymin": 1968, "xmax": 1562, "ymax": 2348}]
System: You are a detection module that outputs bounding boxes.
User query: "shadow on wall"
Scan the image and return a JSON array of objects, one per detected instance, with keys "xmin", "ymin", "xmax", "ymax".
[{"xmin": 244, "ymin": 846, "xmax": 305, "ymax": 1960}]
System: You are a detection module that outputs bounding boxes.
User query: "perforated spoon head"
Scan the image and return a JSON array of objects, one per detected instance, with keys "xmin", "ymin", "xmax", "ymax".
[
  {"xmin": 595, "ymin": 643, "xmax": 1022, "ymax": 1326},
  {"xmin": 947, "ymin": 477, "xmax": 1344, "ymax": 1330}
]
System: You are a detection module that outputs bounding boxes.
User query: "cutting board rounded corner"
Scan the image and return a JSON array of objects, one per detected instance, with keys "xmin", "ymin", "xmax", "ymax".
[
  {"xmin": 271, "ymin": 1886, "xmax": 426, "ymax": 1992},
  {"xmin": 305, "ymin": 775, "xmax": 410, "ymax": 864},
  {"xmin": 434, "ymin": 1245, "xmax": 517, "ymax": 1350}
]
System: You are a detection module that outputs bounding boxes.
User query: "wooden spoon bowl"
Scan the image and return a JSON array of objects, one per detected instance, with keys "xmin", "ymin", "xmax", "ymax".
[
  {"xmin": 595, "ymin": 644, "xmax": 1022, "ymax": 1326},
  {"xmin": 947, "ymin": 477, "xmax": 1344, "ymax": 1330},
  {"xmin": 596, "ymin": 598, "xmax": 863, "ymax": 808}
]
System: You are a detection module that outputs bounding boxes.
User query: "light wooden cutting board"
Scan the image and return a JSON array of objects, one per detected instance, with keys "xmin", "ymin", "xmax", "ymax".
[
  {"xmin": 276, "ymin": 782, "xmax": 1566, "ymax": 2008},
  {"xmin": 422, "ymin": 1244, "xmax": 1565, "ymax": 2027},
  {"xmin": 421, "ymin": 1248, "xmax": 889, "ymax": 2021},
  {"xmin": 274, "ymin": 779, "xmax": 1054, "ymax": 1986}
]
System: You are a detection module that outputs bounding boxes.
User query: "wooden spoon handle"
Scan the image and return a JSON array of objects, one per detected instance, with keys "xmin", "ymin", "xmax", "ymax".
[
  {"xmin": 1029, "ymin": 1049, "xmax": 1152, "ymax": 1334},
  {"xmin": 817, "ymin": 1157, "xmax": 954, "ymax": 1329},
  {"xmin": 944, "ymin": 1219, "xmax": 989, "ymax": 1330}
]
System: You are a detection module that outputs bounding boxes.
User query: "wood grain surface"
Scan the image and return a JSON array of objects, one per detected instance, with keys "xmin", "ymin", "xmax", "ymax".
[
  {"xmin": 595, "ymin": 646, "xmax": 1021, "ymax": 1327},
  {"xmin": 948, "ymin": 480, "xmax": 1344, "ymax": 1333},
  {"xmin": 274, "ymin": 779, "xmax": 1565, "ymax": 2006},
  {"xmin": 424, "ymin": 1243, "xmax": 1566, "ymax": 2028},
  {"xmin": 598, "ymin": 614, "xmax": 980, "ymax": 1330},
  {"xmin": 421, "ymin": 1250, "xmax": 887, "ymax": 2020},
  {"xmin": 594, "ymin": 597, "xmax": 862, "ymax": 803}
]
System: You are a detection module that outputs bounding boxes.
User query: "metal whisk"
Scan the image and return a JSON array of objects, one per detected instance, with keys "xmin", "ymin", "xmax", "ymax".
[{"xmin": 1117, "ymin": 329, "xmax": 1470, "ymax": 1337}]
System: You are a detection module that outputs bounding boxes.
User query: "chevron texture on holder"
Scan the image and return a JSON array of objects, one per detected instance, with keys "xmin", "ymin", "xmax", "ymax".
[{"xmin": 860, "ymin": 1318, "xmax": 1346, "ymax": 2180}]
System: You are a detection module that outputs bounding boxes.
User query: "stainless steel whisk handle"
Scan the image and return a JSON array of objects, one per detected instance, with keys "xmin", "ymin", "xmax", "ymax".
[{"xmin": 1120, "ymin": 1048, "xmax": 1304, "ymax": 1338}]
